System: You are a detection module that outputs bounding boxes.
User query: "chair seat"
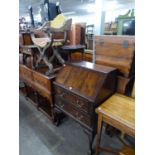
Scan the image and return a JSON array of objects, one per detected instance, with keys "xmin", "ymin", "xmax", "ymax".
[{"xmin": 32, "ymin": 38, "xmax": 51, "ymax": 47}]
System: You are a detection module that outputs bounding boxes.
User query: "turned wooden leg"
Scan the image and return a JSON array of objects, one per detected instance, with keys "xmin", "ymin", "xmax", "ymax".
[{"xmin": 96, "ymin": 114, "xmax": 103, "ymax": 155}]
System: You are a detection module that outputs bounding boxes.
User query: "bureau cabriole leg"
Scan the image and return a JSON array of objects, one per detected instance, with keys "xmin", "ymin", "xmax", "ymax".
[
  {"xmin": 95, "ymin": 114, "xmax": 103, "ymax": 155},
  {"xmin": 88, "ymin": 131, "xmax": 96, "ymax": 155},
  {"xmin": 83, "ymin": 128, "xmax": 96, "ymax": 155}
]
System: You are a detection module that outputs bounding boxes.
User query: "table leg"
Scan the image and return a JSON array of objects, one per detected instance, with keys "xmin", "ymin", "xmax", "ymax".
[
  {"xmin": 95, "ymin": 114, "xmax": 103, "ymax": 155},
  {"xmin": 68, "ymin": 51, "xmax": 71, "ymax": 62},
  {"xmin": 81, "ymin": 49, "xmax": 84, "ymax": 61}
]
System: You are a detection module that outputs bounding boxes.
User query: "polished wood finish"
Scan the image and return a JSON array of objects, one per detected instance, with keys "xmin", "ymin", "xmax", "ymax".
[
  {"xmin": 119, "ymin": 146, "xmax": 134, "ymax": 155},
  {"xmin": 95, "ymin": 93, "xmax": 135, "ymax": 155},
  {"xmin": 53, "ymin": 61, "xmax": 117, "ymax": 155},
  {"xmin": 95, "ymin": 35, "xmax": 135, "ymax": 94},
  {"xmin": 117, "ymin": 76, "xmax": 134, "ymax": 94},
  {"xmin": 96, "ymin": 93, "xmax": 135, "ymax": 137},
  {"xmin": 95, "ymin": 35, "xmax": 135, "ymax": 78},
  {"xmin": 20, "ymin": 32, "xmax": 34, "ymax": 45},
  {"xmin": 19, "ymin": 32, "xmax": 38, "ymax": 69},
  {"xmin": 19, "ymin": 64, "xmax": 56, "ymax": 121},
  {"xmin": 61, "ymin": 44, "xmax": 85, "ymax": 61},
  {"xmin": 131, "ymin": 82, "xmax": 135, "ymax": 98},
  {"xmin": 69, "ymin": 24, "xmax": 81, "ymax": 45},
  {"xmin": 70, "ymin": 52, "xmax": 92, "ymax": 62}
]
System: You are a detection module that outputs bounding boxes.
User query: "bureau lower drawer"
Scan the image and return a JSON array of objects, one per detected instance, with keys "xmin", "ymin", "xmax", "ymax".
[
  {"xmin": 55, "ymin": 86, "xmax": 91, "ymax": 114},
  {"xmin": 55, "ymin": 97, "xmax": 91, "ymax": 128}
]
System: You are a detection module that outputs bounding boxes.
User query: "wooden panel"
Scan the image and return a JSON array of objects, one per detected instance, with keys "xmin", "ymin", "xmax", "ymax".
[
  {"xmin": 84, "ymin": 53, "xmax": 92, "ymax": 62},
  {"xmin": 117, "ymin": 76, "xmax": 134, "ymax": 94},
  {"xmin": 55, "ymin": 86, "xmax": 90, "ymax": 113},
  {"xmin": 19, "ymin": 64, "xmax": 55, "ymax": 102},
  {"xmin": 70, "ymin": 52, "xmax": 92, "ymax": 62},
  {"xmin": 69, "ymin": 24, "xmax": 81, "ymax": 45},
  {"xmin": 55, "ymin": 65, "xmax": 72, "ymax": 85},
  {"xmin": 55, "ymin": 64, "xmax": 109, "ymax": 101},
  {"xmin": 33, "ymin": 71, "xmax": 54, "ymax": 102},
  {"xmin": 21, "ymin": 32, "xmax": 33, "ymax": 45},
  {"xmin": 19, "ymin": 64, "xmax": 33, "ymax": 86},
  {"xmin": 119, "ymin": 146, "xmax": 134, "ymax": 155},
  {"xmin": 95, "ymin": 35, "xmax": 135, "ymax": 78},
  {"xmin": 56, "ymin": 96, "xmax": 91, "ymax": 127}
]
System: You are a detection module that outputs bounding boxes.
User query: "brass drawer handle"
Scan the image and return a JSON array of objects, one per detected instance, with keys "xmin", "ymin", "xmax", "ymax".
[
  {"xmin": 76, "ymin": 100, "xmax": 84, "ymax": 108},
  {"xmin": 58, "ymin": 101, "xmax": 65, "ymax": 108}
]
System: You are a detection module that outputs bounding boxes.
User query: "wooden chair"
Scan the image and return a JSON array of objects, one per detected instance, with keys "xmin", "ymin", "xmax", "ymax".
[{"xmin": 30, "ymin": 14, "xmax": 72, "ymax": 75}]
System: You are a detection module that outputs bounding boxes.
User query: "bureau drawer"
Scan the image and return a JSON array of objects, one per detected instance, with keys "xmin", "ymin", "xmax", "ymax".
[
  {"xmin": 55, "ymin": 97, "xmax": 91, "ymax": 128},
  {"xmin": 55, "ymin": 86, "xmax": 90, "ymax": 114}
]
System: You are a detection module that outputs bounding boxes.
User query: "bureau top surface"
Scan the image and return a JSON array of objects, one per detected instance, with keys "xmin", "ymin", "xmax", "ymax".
[
  {"xmin": 54, "ymin": 62, "xmax": 117, "ymax": 101},
  {"xmin": 72, "ymin": 61, "xmax": 117, "ymax": 74}
]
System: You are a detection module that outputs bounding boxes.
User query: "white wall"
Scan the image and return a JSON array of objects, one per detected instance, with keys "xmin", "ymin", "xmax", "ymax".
[
  {"xmin": 66, "ymin": 13, "xmax": 95, "ymax": 25},
  {"xmin": 66, "ymin": 9, "xmax": 135, "ymax": 25}
]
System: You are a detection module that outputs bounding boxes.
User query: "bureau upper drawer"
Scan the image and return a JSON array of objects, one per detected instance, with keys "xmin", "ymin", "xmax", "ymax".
[
  {"xmin": 55, "ymin": 97, "xmax": 91, "ymax": 128},
  {"xmin": 55, "ymin": 86, "xmax": 91, "ymax": 114}
]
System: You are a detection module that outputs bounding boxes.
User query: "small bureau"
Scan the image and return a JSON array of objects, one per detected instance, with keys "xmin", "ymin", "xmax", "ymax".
[{"xmin": 53, "ymin": 61, "xmax": 117, "ymax": 154}]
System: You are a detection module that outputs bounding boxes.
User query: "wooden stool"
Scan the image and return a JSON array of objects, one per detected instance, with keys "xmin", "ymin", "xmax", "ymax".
[{"xmin": 95, "ymin": 93, "xmax": 135, "ymax": 155}]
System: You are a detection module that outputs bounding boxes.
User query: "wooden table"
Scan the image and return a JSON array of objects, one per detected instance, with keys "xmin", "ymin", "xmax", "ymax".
[
  {"xmin": 61, "ymin": 44, "xmax": 85, "ymax": 61},
  {"xmin": 95, "ymin": 93, "xmax": 135, "ymax": 155}
]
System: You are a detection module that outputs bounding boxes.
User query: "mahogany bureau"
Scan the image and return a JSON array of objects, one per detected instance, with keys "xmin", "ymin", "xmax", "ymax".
[{"xmin": 53, "ymin": 61, "xmax": 117, "ymax": 154}]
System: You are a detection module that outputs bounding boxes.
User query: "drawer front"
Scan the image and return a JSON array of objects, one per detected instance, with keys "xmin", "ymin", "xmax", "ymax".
[
  {"xmin": 55, "ymin": 96, "xmax": 91, "ymax": 128},
  {"xmin": 33, "ymin": 73, "xmax": 52, "ymax": 92},
  {"xmin": 55, "ymin": 86, "xmax": 91, "ymax": 114}
]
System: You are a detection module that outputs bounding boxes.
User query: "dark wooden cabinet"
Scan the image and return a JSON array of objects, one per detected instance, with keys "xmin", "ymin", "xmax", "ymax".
[
  {"xmin": 53, "ymin": 61, "xmax": 117, "ymax": 154},
  {"xmin": 19, "ymin": 64, "xmax": 57, "ymax": 121}
]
